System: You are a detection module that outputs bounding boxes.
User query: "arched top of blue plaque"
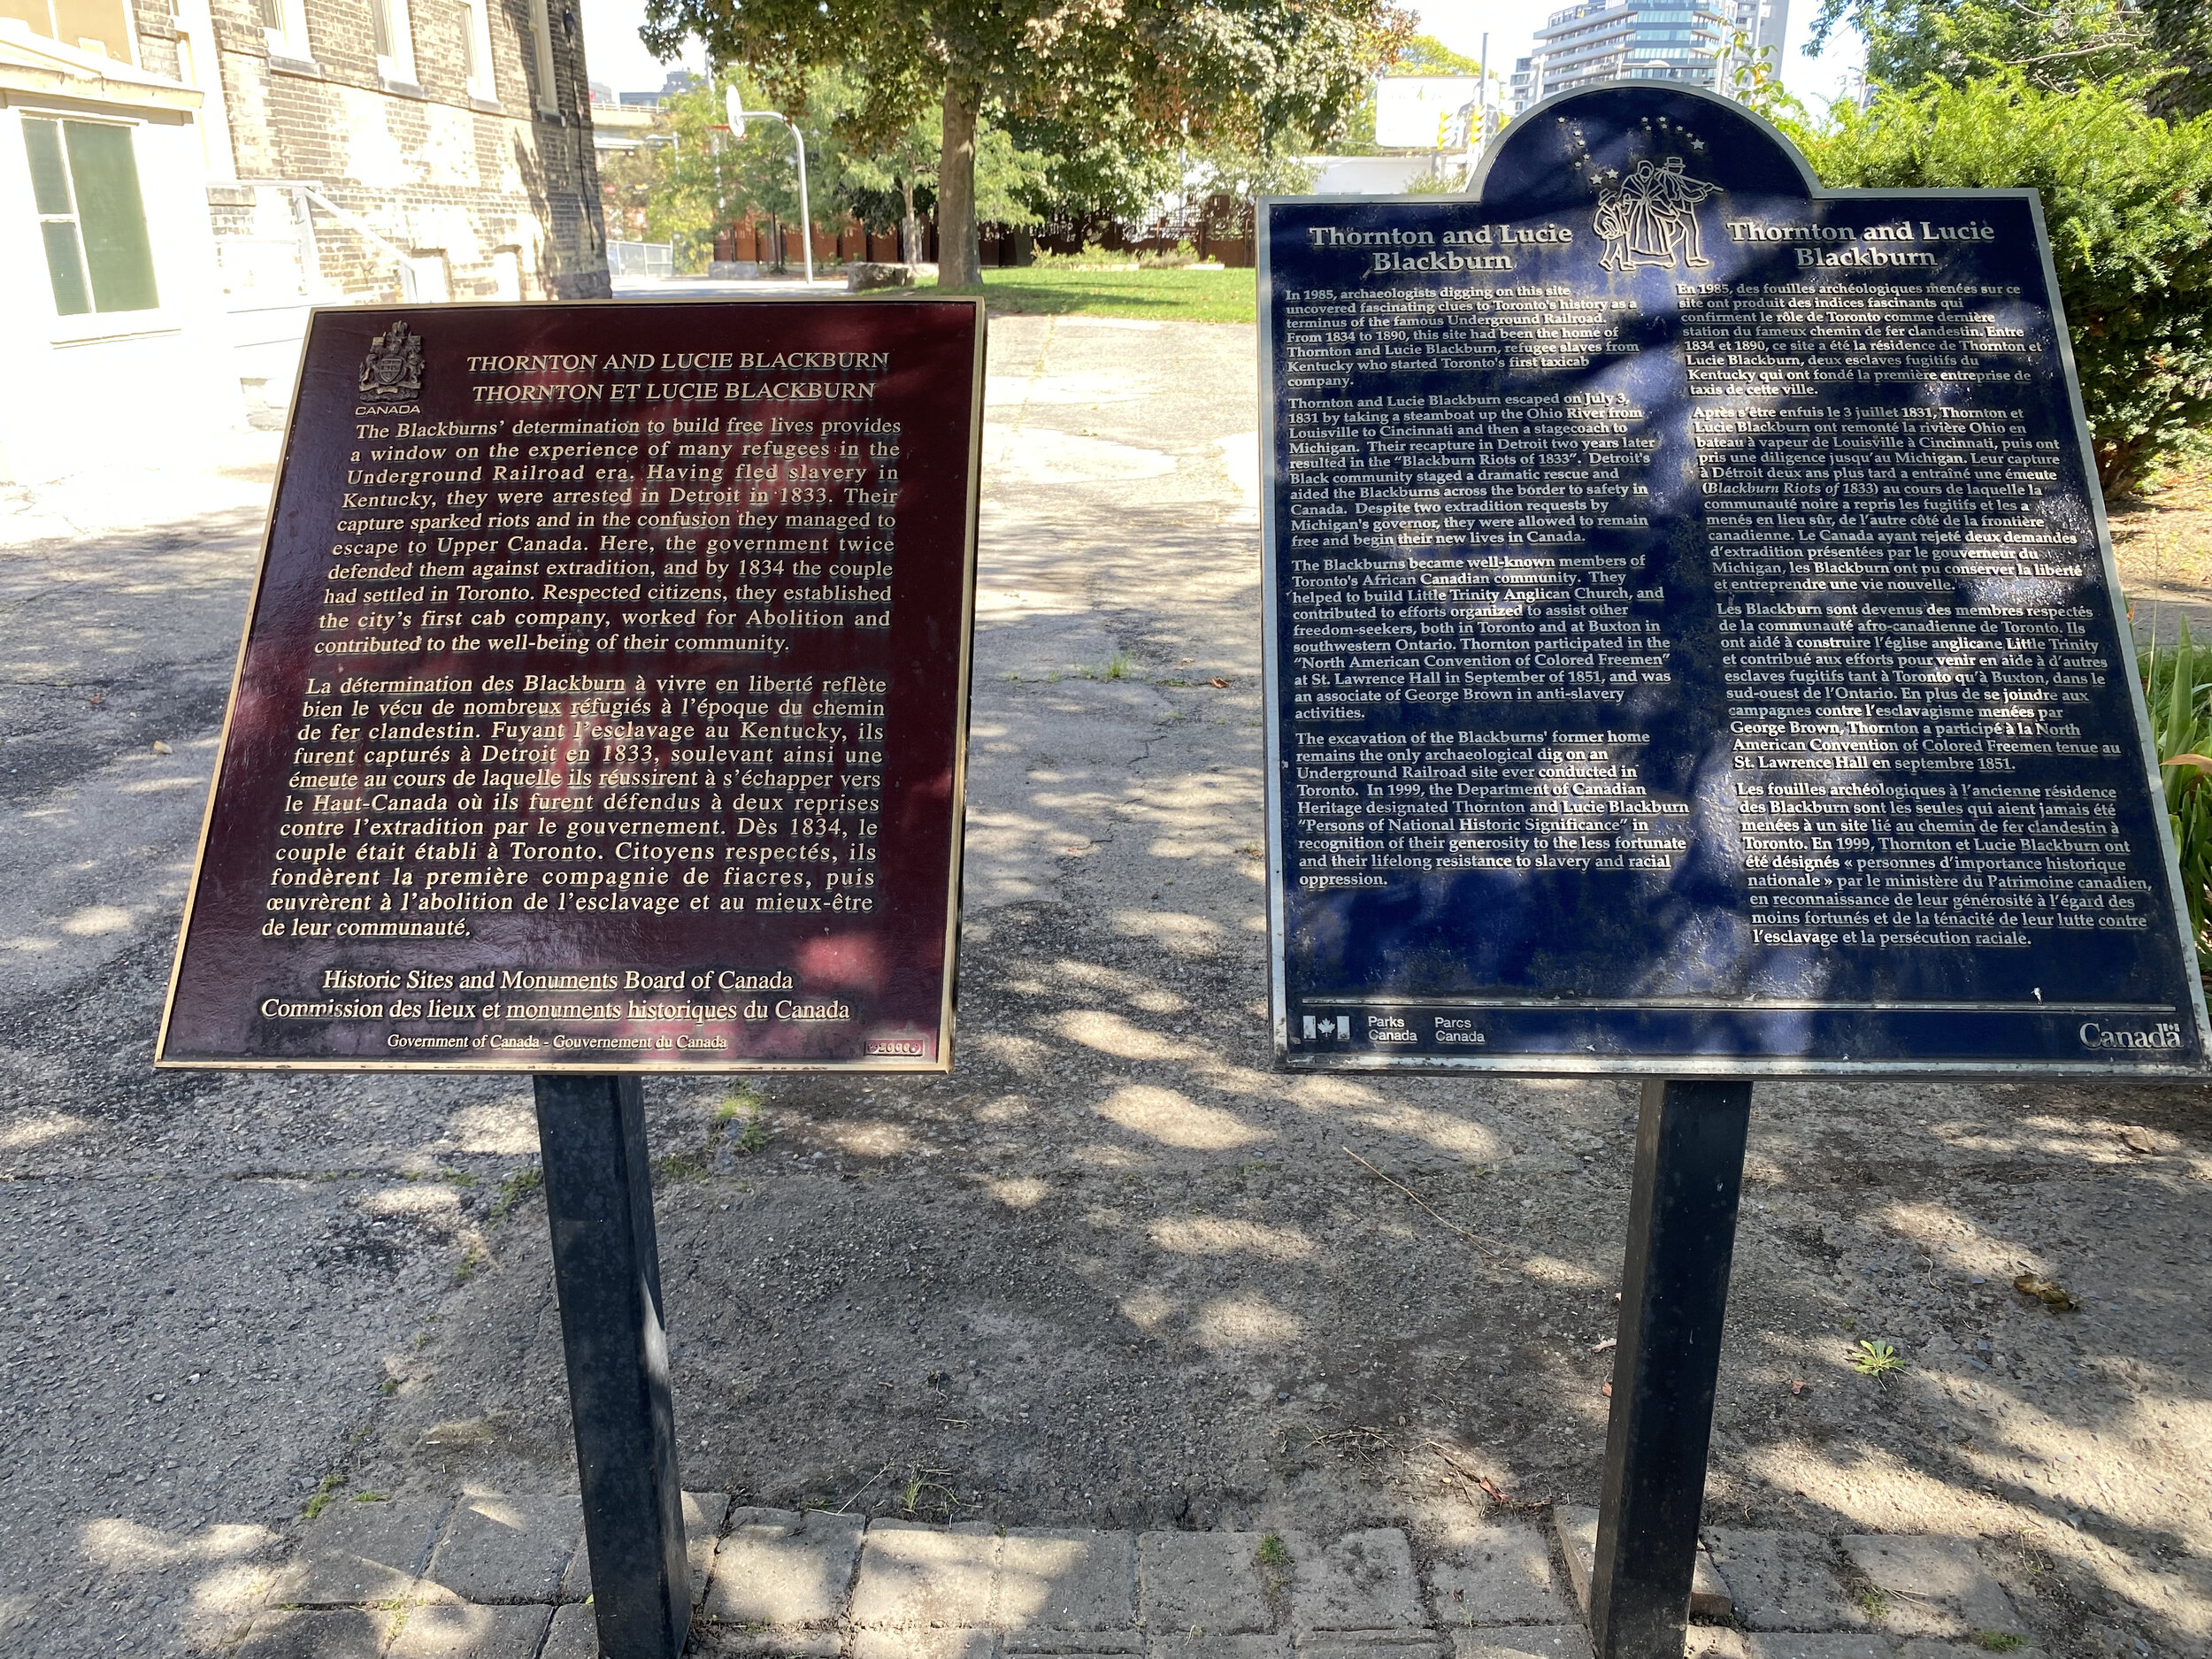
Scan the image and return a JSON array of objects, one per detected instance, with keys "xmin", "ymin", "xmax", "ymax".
[{"xmin": 1471, "ymin": 81, "xmax": 1817, "ymax": 220}]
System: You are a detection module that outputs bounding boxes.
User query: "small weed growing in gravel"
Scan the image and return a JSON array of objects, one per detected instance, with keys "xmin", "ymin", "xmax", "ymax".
[
  {"xmin": 489, "ymin": 1167, "xmax": 541, "ymax": 1224},
  {"xmin": 351, "ymin": 1492, "xmax": 388, "ymax": 1503},
  {"xmin": 1256, "ymin": 1534, "xmax": 1290, "ymax": 1569},
  {"xmin": 718, "ymin": 1086, "xmax": 777, "ymax": 1155},
  {"xmin": 1975, "ymin": 1635, "xmax": 2024, "ymax": 1652},
  {"xmin": 439, "ymin": 1167, "xmax": 477, "ymax": 1188},
  {"xmin": 1852, "ymin": 1339, "xmax": 1905, "ymax": 1378},
  {"xmin": 453, "ymin": 1247, "xmax": 484, "ymax": 1285},
  {"xmin": 1860, "ymin": 1588, "xmax": 1891, "ymax": 1621},
  {"xmin": 380, "ymin": 1377, "xmax": 400, "ymax": 1396},
  {"xmin": 303, "ymin": 1473, "xmax": 345, "ymax": 1521}
]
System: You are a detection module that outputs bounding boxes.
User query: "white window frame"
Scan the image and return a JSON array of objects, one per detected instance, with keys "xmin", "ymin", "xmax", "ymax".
[
  {"xmin": 458, "ymin": 0, "xmax": 495, "ymax": 100},
  {"xmin": 369, "ymin": 0, "xmax": 415, "ymax": 83},
  {"xmin": 258, "ymin": 0, "xmax": 312, "ymax": 63},
  {"xmin": 21, "ymin": 108, "xmax": 180, "ymax": 344},
  {"xmin": 169, "ymin": 0, "xmax": 236, "ymax": 180},
  {"xmin": 526, "ymin": 0, "xmax": 558, "ymax": 115}
]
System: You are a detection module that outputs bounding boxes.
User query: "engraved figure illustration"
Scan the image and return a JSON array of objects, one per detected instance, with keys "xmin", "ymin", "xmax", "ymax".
[
  {"xmin": 359, "ymin": 320, "xmax": 425, "ymax": 400},
  {"xmin": 1594, "ymin": 156, "xmax": 1717, "ymax": 273}
]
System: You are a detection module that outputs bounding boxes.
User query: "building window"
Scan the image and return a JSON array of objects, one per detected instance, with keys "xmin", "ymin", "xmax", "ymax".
[
  {"xmin": 459, "ymin": 0, "xmax": 495, "ymax": 98},
  {"xmin": 526, "ymin": 0, "xmax": 558, "ymax": 114},
  {"xmin": 3, "ymin": 0, "xmax": 136, "ymax": 59},
  {"xmin": 257, "ymin": 0, "xmax": 311, "ymax": 59},
  {"xmin": 24, "ymin": 117, "xmax": 159, "ymax": 317},
  {"xmin": 369, "ymin": 0, "xmax": 414, "ymax": 81}
]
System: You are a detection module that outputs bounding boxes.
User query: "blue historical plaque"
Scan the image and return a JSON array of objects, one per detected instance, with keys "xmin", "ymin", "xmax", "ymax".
[{"xmin": 1259, "ymin": 84, "xmax": 2210, "ymax": 1076}]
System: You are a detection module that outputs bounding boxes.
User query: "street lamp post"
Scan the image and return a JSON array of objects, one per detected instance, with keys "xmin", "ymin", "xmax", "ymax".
[{"xmin": 724, "ymin": 88, "xmax": 813, "ymax": 282}]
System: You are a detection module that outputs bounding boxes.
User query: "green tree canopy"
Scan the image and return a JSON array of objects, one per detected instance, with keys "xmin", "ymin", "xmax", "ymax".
[
  {"xmin": 639, "ymin": 0, "xmax": 1413, "ymax": 286},
  {"xmin": 1807, "ymin": 0, "xmax": 2210, "ymax": 117},
  {"xmin": 1785, "ymin": 71, "xmax": 2212, "ymax": 493}
]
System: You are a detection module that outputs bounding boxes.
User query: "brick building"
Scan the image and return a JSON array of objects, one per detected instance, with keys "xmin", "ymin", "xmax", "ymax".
[{"xmin": 160, "ymin": 0, "xmax": 612, "ymax": 305}]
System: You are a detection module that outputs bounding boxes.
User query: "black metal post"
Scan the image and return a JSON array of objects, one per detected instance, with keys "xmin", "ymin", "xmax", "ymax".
[
  {"xmin": 534, "ymin": 1073, "xmax": 690, "ymax": 1659},
  {"xmin": 1590, "ymin": 1078, "xmax": 1753, "ymax": 1659}
]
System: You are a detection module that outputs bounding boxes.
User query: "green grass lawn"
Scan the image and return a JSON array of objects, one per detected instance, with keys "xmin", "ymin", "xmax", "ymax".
[{"xmin": 926, "ymin": 265, "xmax": 1256, "ymax": 325}]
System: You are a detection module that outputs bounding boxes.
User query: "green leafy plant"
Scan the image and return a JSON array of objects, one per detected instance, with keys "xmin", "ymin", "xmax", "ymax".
[
  {"xmin": 2142, "ymin": 618, "xmax": 2212, "ymax": 960},
  {"xmin": 488, "ymin": 1166, "xmax": 541, "ymax": 1225},
  {"xmin": 1861, "ymin": 1586, "xmax": 1893, "ymax": 1620},
  {"xmin": 1256, "ymin": 1533, "xmax": 1291, "ymax": 1568},
  {"xmin": 303, "ymin": 1473, "xmax": 346, "ymax": 1521},
  {"xmin": 1786, "ymin": 72, "xmax": 2212, "ymax": 494},
  {"xmin": 1976, "ymin": 1633, "xmax": 2026, "ymax": 1653},
  {"xmin": 1852, "ymin": 1338, "xmax": 1907, "ymax": 1377}
]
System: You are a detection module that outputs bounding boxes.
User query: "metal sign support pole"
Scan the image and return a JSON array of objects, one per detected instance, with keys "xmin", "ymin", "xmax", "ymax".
[
  {"xmin": 534, "ymin": 1073, "xmax": 690, "ymax": 1659},
  {"xmin": 1590, "ymin": 1078, "xmax": 1752, "ymax": 1659}
]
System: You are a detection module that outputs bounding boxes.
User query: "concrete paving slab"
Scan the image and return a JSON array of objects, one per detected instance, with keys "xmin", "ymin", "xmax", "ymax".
[
  {"xmin": 1839, "ymin": 1536, "xmax": 2016, "ymax": 1640},
  {"xmin": 1291, "ymin": 1529, "xmax": 1425, "ymax": 1632},
  {"xmin": 851, "ymin": 1520, "xmax": 1003, "ymax": 1629},
  {"xmin": 281, "ymin": 1497, "xmax": 450, "ymax": 1606},
  {"xmin": 707, "ymin": 1631, "xmax": 844, "ymax": 1658},
  {"xmin": 995, "ymin": 1528, "xmax": 1138, "ymax": 1632},
  {"xmin": 1895, "ymin": 1644, "xmax": 2049, "ymax": 1659},
  {"xmin": 385, "ymin": 1600, "xmax": 552, "ymax": 1658},
  {"xmin": 1552, "ymin": 1506, "xmax": 1730, "ymax": 1621},
  {"xmin": 423, "ymin": 1493, "xmax": 578, "ymax": 1603},
  {"xmin": 701, "ymin": 1505, "xmax": 864, "ymax": 1629},
  {"xmin": 231, "ymin": 1607, "xmax": 396, "ymax": 1659},
  {"xmin": 1137, "ymin": 1530, "xmax": 1277, "ymax": 1637},
  {"xmin": 1448, "ymin": 1632, "xmax": 1594, "ymax": 1659},
  {"xmin": 1425, "ymin": 1521, "xmax": 1566, "ymax": 1627},
  {"xmin": 1703, "ymin": 1530, "xmax": 1863, "ymax": 1633}
]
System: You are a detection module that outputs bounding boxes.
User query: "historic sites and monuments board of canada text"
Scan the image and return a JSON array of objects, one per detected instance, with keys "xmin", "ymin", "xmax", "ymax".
[
  {"xmin": 1259, "ymin": 84, "xmax": 2210, "ymax": 1077},
  {"xmin": 159, "ymin": 299, "xmax": 982, "ymax": 1071}
]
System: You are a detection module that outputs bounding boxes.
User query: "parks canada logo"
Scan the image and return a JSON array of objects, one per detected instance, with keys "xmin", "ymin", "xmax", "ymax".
[{"xmin": 359, "ymin": 319, "xmax": 425, "ymax": 402}]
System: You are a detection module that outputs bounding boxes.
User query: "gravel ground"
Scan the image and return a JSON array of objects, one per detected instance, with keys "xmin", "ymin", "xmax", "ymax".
[{"xmin": 1, "ymin": 319, "xmax": 2208, "ymax": 1658}]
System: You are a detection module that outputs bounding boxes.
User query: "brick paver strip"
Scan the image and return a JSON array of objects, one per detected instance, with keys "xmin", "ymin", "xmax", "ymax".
[
  {"xmin": 280, "ymin": 1497, "xmax": 451, "ymax": 1607},
  {"xmin": 1839, "ymin": 1536, "xmax": 2017, "ymax": 1640},
  {"xmin": 1137, "ymin": 1530, "xmax": 1278, "ymax": 1637},
  {"xmin": 384, "ymin": 1600, "xmax": 552, "ymax": 1658},
  {"xmin": 1552, "ymin": 1505, "xmax": 1732, "ymax": 1622},
  {"xmin": 849, "ymin": 1627, "xmax": 1000, "ymax": 1658},
  {"xmin": 1703, "ymin": 1528, "xmax": 1863, "ymax": 1633},
  {"xmin": 1298, "ymin": 1633, "xmax": 1450, "ymax": 1656},
  {"xmin": 1425, "ymin": 1521, "xmax": 1568, "ymax": 1628},
  {"xmin": 1449, "ymin": 1628, "xmax": 1594, "ymax": 1659},
  {"xmin": 1740, "ymin": 1635, "xmax": 1892, "ymax": 1658},
  {"xmin": 559, "ymin": 1487, "xmax": 728, "ymax": 1605},
  {"xmin": 1292, "ymin": 1528, "xmax": 1425, "ymax": 1632},
  {"xmin": 993, "ymin": 1527, "xmax": 1138, "ymax": 1634},
  {"xmin": 422, "ymin": 1493, "xmax": 579, "ymax": 1604},
  {"xmin": 851, "ymin": 1518, "xmax": 1003, "ymax": 1628},
  {"xmin": 702, "ymin": 1505, "xmax": 865, "ymax": 1629},
  {"xmin": 539, "ymin": 1601, "xmax": 596, "ymax": 1659},
  {"xmin": 231, "ymin": 1607, "xmax": 396, "ymax": 1659}
]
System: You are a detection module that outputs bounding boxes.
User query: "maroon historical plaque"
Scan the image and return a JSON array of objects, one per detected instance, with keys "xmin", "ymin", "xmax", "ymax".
[{"xmin": 157, "ymin": 299, "xmax": 983, "ymax": 1071}]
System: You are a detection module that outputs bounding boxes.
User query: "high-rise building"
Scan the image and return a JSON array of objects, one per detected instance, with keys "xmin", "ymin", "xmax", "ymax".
[{"xmin": 1509, "ymin": 0, "xmax": 1790, "ymax": 112}]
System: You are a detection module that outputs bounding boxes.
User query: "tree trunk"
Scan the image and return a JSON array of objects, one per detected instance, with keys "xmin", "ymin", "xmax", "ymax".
[
  {"xmin": 901, "ymin": 178, "xmax": 920, "ymax": 267},
  {"xmin": 937, "ymin": 77, "xmax": 981, "ymax": 288}
]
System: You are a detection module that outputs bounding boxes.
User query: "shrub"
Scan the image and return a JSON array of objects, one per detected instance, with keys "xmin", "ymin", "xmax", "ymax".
[
  {"xmin": 2140, "ymin": 620, "xmax": 2212, "ymax": 959},
  {"xmin": 1786, "ymin": 73, "xmax": 2212, "ymax": 495}
]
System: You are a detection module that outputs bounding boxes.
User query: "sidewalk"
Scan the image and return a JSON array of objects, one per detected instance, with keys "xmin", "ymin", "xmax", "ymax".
[
  {"xmin": 230, "ymin": 1493, "xmax": 2047, "ymax": 1659},
  {"xmin": 2, "ymin": 316, "xmax": 2207, "ymax": 1659}
]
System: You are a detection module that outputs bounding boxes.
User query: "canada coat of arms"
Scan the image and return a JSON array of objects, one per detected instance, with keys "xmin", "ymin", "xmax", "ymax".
[{"xmin": 359, "ymin": 320, "xmax": 425, "ymax": 401}]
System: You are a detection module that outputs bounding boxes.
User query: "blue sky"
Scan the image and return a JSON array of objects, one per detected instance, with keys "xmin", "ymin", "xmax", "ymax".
[{"xmin": 580, "ymin": 0, "xmax": 1869, "ymax": 120}]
